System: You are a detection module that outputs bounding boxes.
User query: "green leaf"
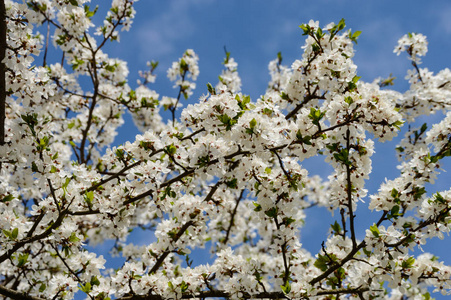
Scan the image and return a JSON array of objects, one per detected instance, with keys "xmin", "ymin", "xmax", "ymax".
[
  {"xmin": 277, "ymin": 51, "xmax": 282, "ymax": 63},
  {"xmin": 299, "ymin": 24, "xmax": 310, "ymax": 35},
  {"xmin": 308, "ymin": 107, "xmax": 325, "ymax": 126},
  {"xmin": 280, "ymin": 281, "xmax": 291, "ymax": 295},
  {"xmin": 344, "ymin": 96, "xmax": 354, "ymax": 105},
  {"xmin": 21, "ymin": 113, "xmax": 38, "ymax": 136},
  {"xmin": 353, "ymin": 31, "xmax": 362, "ymax": 38},
  {"xmin": 347, "ymin": 82, "xmax": 357, "ymax": 92},
  {"xmin": 180, "ymin": 281, "xmax": 189, "ymax": 293},
  {"xmin": 69, "ymin": 232, "xmax": 80, "ymax": 243},
  {"xmin": 79, "ymin": 282, "xmax": 92, "ymax": 293},
  {"xmin": 349, "ymin": 30, "xmax": 362, "ymax": 44},
  {"xmin": 84, "ymin": 5, "xmax": 98, "ymax": 18},
  {"xmin": 90, "ymin": 276, "xmax": 101, "ymax": 287},
  {"xmin": 63, "ymin": 177, "xmax": 71, "ymax": 189},
  {"xmin": 253, "ymin": 202, "xmax": 262, "ymax": 212},
  {"xmin": 150, "ymin": 60, "xmax": 159, "ymax": 69},
  {"xmin": 337, "ymin": 18, "xmax": 346, "ymax": 30},
  {"xmin": 225, "ymin": 178, "xmax": 238, "ymax": 189},
  {"xmin": 196, "ymin": 155, "xmax": 211, "ymax": 168},
  {"xmin": 85, "ymin": 191, "xmax": 94, "ymax": 206},
  {"xmin": 331, "ymin": 221, "xmax": 342, "ymax": 235},
  {"xmin": 388, "ymin": 205, "xmax": 401, "ymax": 219},
  {"xmin": 396, "ymin": 146, "xmax": 405, "ymax": 153},
  {"xmin": 2, "ymin": 230, "xmax": 11, "ymax": 239},
  {"xmin": 72, "ymin": 58, "xmax": 85, "ymax": 70},
  {"xmin": 11, "ymin": 228, "xmax": 19, "ymax": 240},
  {"xmin": 207, "ymin": 83, "xmax": 216, "ymax": 95},
  {"xmin": 391, "ymin": 188, "xmax": 399, "ymax": 198},
  {"xmin": 180, "ymin": 58, "xmax": 188, "ymax": 73},
  {"xmin": 296, "ymin": 130, "xmax": 312, "ymax": 146},
  {"xmin": 115, "ymin": 148, "xmax": 125, "ymax": 159},
  {"xmin": 434, "ymin": 192, "xmax": 446, "ymax": 204},
  {"xmin": 262, "ymin": 108, "xmax": 273, "ymax": 116},
  {"xmin": 420, "ymin": 122, "xmax": 428, "ymax": 134},
  {"xmin": 316, "ymin": 27, "xmax": 324, "ymax": 40},
  {"xmin": 402, "ymin": 256, "xmax": 415, "ymax": 269},
  {"xmin": 333, "ymin": 149, "xmax": 351, "ymax": 166},
  {"xmin": 51, "ymin": 152, "xmax": 59, "ymax": 160},
  {"xmin": 166, "ymin": 144, "xmax": 177, "ymax": 155},
  {"xmin": 104, "ymin": 64, "xmax": 116, "ymax": 72},
  {"xmin": 1, "ymin": 194, "xmax": 14, "ymax": 203},
  {"xmin": 283, "ymin": 217, "xmax": 295, "ymax": 226},
  {"xmin": 17, "ymin": 253, "xmax": 29, "ymax": 267},
  {"xmin": 314, "ymin": 253, "xmax": 337, "ymax": 271},
  {"xmin": 249, "ymin": 118, "xmax": 257, "ymax": 129},
  {"xmin": 412, "ymin": 186, "xmax": 426, "ymax": 200},
  {"xmin": 50, "ymin": 165, "xmax": 58, "ymax": 173},
  {"xmin": 264, "ymin": 207, "xmax": 278, "ymax": 218},
  {"xmin": 69, "ymin": 0, "xmax": 78, "ymax": 6},
  {"xmin": 280, "ymin": 92, "xmax": 290, "ymax": 101},
  {"xmin": 67, "ymin": 121, "xmax": 75, "ymax": 129},
  {"xmin": 39, "ymin": 284, "xmax": 46, "ymax": 292},
  {"xmin": 391, "ymin": 120, "xmax": 404, "ymax": 130},
  {"xmin": 352, "ymin": 76, "xmax": 361, "ymax": 83},
  {"xmin": 370, "ymin": 223, "xmax": 380, "ymax": 238},
  {"xmin": 217, "ymin": 113, "xmax": 238, "ymax": 131}
]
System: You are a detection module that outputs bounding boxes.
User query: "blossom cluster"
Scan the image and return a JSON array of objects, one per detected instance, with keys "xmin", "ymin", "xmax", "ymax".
[{"xmin": 1, "ymin": 2, "xmax": 451, "ymax": 300}]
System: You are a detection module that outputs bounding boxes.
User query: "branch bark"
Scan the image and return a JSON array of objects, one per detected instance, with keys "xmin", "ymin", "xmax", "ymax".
[{"xmin": 1, "ymin": 0, "xmax": 6, "ymax": 147}]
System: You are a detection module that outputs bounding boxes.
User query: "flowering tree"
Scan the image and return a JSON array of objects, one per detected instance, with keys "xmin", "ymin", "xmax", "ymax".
[{"xmin": 1, "ymin": 1, "xmax": 451, "ymax": 299}]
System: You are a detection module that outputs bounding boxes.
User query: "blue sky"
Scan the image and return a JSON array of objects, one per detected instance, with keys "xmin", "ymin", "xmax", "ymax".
[
  {"xmin": 107, "ymin": 0, "xmax": 451, "ymax": 99},
  {"xmin": 87, "ymin": 0, "xmax": 451, "ymax": 297}
]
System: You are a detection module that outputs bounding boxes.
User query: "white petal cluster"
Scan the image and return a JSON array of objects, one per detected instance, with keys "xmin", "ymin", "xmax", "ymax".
[
  {"xmin": 394, "ymin": 33, "xmax": 428, "ymax": 63},
  {"xmin": 216, "ymin": 56, "xmax": 242, "ymax": 94}
]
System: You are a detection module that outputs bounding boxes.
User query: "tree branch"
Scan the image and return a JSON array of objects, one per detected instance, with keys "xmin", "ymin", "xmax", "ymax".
[
  {"xmin": 147, "ymin": 220, "xmax": 195, "ymax": 275},
  {"xmin": 0, "ymin": 284, "xmax": 45, "ymax": 300},
  {"xmin": 345, "ymin": 128, "xmax": 357, "ymax": 249},
  {"xmin": 118, "ymin": 287, "xmax": 371, "ymax": 300},
  {"xmin": 222, "ymin": 189, "xmax": 244, "ymax": 245},
  {"xmin": 0, "ymin": 0, "xmax": 6, "ymax": 147}
]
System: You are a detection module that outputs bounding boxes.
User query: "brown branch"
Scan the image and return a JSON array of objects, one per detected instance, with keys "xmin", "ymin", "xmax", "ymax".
[
  {"xmin": 42, "ymin": 20, "xmax": 50, "ymax": 67},
  {"xmin": 310, "ymin": 211, "xmax": 388, "ymax": 286},
  {"xmin": 147, "ymin": 220, "xmax": 194, "ymax": 275},
  {"xmin": 285, "ymin": 90, "xmax": 325, "ymax": 120},
  {"xmin": 87, "ymin": 161, "xmax": 144, "ymax": 193},
  {"xmin": 385, "ymin": 206, "xmax": 451, "ymax": 248},
  {"xmin": 312, "ymin": 115, "xmax": 362, "ymax": 138},
  {"xmin": 170, "ymin": 69, "xmax": 187, "ymax": 127},
  {"xmin": 148, "ymin": 182, "xmax": 221, "ymax": 274},
  {"xmin": 345, "ymin": 128, "xmax": 357, "ymax": 249},
  {"xmin": 0, "ymin": 284, "xmax": 45, "ymax": 300},
  {"xmin": 118, "ymin": 287, "xmax": 370, "ymax": 300},
  {"xmin": 222, "ymin": 189, "xmax": 244, "ymax": 245},
  {"xmin": 79, "ymin": 53, "xmax": 98, "ymax": 164},
  {"xmin": 26, "ymin": 212, "xmax": 45, "ymax": 238},
  {"xmin": 274, "ymin": 216, "xmax": 290, "ymax": 284},
  {"xmin": 94, "ymin": 2, "xmax": 132, "ymax": 54},
  {"xmin": 0, "ymin": 209, "xmax": 68, "ymax": 264},
  {"xmin": 0, "ymin": 0, "xmax": 6, "ymax": 147}
]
